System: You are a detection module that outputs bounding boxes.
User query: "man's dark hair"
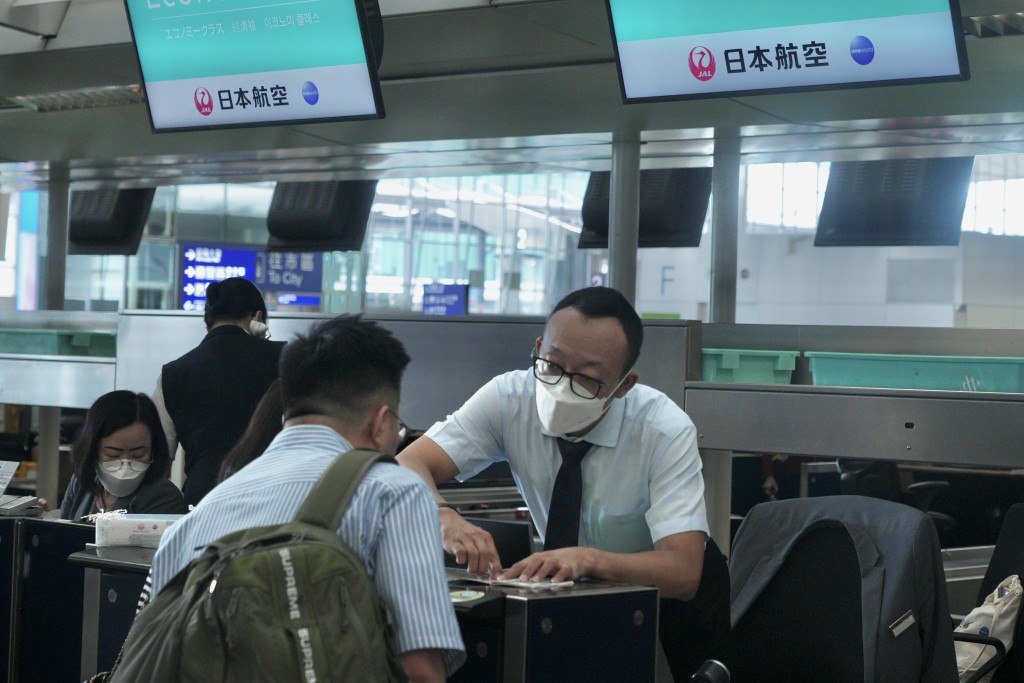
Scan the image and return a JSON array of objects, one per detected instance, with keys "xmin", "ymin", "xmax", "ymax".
[
  {"xmin": 203, "ymin": 277, "xmax": 268, "ymax": 330},
  {"xmin": 550, "ymin": 286, "xmax": 643, "ymax": 371},
  {"xmin": 279, "ymin": 315, "xmax": 411, "ymax": 424}
]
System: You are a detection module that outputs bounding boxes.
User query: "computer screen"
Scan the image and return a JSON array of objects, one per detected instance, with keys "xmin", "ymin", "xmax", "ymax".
[
  {"xmin": 578, "ymin": 169, "xmax": 711, "ymax": 249},
  {"xmin": 123, "ymin": 0, "xmax": 385, "ymax": 131},
  {"xmin": 605, "ymin": 0, "xmax": 969, "ymax": 103},
  {"xmin": 814, "ymin": 157, "xmax": 975, "ymax": 247}
]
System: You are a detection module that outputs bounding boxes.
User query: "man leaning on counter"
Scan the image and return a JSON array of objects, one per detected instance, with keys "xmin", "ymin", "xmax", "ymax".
[{"xmin": 398, "ymin": 286, "xmax": 729, "ymax": 681}]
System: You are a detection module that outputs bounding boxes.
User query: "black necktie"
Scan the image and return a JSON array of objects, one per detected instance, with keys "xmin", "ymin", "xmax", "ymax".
[{"xmin": 544, "ymin": 438, "xmax": 593, "ymax": 551}]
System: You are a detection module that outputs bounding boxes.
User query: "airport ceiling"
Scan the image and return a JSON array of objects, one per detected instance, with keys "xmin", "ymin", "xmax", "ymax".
[{"xmin": 2, "ymin": 0, "xmax": 1024, "ymax": 187}]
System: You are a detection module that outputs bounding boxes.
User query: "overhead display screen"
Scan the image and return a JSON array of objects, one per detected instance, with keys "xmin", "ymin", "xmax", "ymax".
[
  {"xmin": 605, "ymin": 0, "xmax": 969, "ymax": 102},
  {"xmin": 123, "ymin": 0, "xmax": 384, "ymax": 131}
]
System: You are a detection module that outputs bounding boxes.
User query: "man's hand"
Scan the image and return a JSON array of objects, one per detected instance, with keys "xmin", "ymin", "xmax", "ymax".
[
  {"xmin": 440, "ymin": 508, "xmax": 503, "ymax": 576},
  {"xmin": 495, "ymin": 547, "xmax": 594, "ymax": 584}
]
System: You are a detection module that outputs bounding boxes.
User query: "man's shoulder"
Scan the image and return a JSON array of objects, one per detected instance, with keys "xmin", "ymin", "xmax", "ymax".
[
  {"xmin": 622, "ymin": 383, "xmax": 692, "ymax": 429},
  {"xmin": 361, "ymin": 459, "xmax": 434, "ymax": 498},
  {"xmin": 492, "ymin": 368, "xmax": 534, "ymax": 394}
]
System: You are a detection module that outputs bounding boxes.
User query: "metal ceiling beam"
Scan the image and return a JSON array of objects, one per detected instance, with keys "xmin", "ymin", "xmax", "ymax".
[{"xmin": 0, "ymin": 0, "xmax": 68, "ymax": 37}]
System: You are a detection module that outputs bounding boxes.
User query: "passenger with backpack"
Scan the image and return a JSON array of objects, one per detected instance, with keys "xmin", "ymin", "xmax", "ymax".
[{"xmin": 139, "ymin": 315, "xmax": 466, "ymax": 682}]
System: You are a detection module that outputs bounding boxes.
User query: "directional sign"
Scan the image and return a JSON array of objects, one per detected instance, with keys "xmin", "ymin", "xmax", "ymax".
[
  {"xmin": 258, "ymin": 251, "xmax": 323, "ymax": 293},
  {"xmin": 179, "ymin": 242, "xmax": 260, "ymax": 310},
  {"xmin": 422, "ymin": 283, "xmax": 469, "ymax": 316}
]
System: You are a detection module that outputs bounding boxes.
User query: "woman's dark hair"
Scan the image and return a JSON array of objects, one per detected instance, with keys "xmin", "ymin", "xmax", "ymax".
[
  {"xmin": 218, "ymin": 380, "xmax": 284, "ymax": 483},
  {"xmin": 203, "ymin": 277, "xmax": 268, "ymax": 331},
  {"xmin": 71, "ymin": 390, "xmax": 171, "ymax": 499}
]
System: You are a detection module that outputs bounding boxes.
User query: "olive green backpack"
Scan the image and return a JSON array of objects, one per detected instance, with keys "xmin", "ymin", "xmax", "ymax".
[{"xmin": 108, "ymin": 449, "xmax": 408, "ymax": 683}]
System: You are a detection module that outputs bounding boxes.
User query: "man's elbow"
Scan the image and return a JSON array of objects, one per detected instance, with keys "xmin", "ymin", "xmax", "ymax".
[{"xmin": 400, "ymin": 649, "xmax": 446, "ymax": 683}]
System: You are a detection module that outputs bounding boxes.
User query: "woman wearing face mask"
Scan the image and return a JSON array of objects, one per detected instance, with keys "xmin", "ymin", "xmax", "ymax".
[
  {"xmin": 59, "ymin": 390, "xmax": 187, "ymax": 521},
  {"xmin": 153, "ymin": 277, "xmax": 286, "ymax": 506}
]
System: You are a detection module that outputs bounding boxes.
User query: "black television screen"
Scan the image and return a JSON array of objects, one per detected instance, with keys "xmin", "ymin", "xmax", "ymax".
[
  {"xmin": 122, "ymin": 0, "xmax": 384, "ymax": 132},
  {"xmin": 605, "ymin": 0, "xmax": 969, "ymax": 103},
  {"xmin": 578, "ymin": 168, "xmax": 712, "ymax": 249},
  {"xmin": 266, "ymin": 180, "xmax": 377, "ymax": 252},
  {"xmin": 814, "ymin": 157, "xmax": 974, "ymax": 247},
  {"xmin": 68, "ymin": 188, "xmax": 156, "ymax": 256}
]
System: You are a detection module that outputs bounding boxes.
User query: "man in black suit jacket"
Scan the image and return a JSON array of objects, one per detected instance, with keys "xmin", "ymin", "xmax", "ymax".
[{"xmin": 153, "ymin": 277, "xmax": 285, "ymax": 506}]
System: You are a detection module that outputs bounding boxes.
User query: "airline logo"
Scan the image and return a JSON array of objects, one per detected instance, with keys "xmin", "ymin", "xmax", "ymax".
[
  {"xmin": 194, "ymin": 87, "xmax": 213, "ymax": 116},
  {"xmin": 302, "ymin": 81, "xmax": 319, "ymax": 105},
  {"xmin": 850, "ymin": 35, "xmax": 876, "ymax": 65},
  {"xmin": 688, "ymin": 46, "xmax": 716, "ymax": 81}
]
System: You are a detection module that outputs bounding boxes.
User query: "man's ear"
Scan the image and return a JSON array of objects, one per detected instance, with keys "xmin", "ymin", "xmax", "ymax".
[
  {"xmin": 533, "ymin": 336, "xmax": 543, "ymax": 357},
  {"xmin": 614, "ymin": 371, "xmax": 640, "ymax": 399},
  {"xmin": 367, "ymin": 404, "xmax": 391, "ymax": 451}
]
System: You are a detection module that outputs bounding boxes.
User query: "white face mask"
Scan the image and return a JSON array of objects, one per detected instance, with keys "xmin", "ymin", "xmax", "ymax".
[
  {"xmin": 249, "ymin": 319, "xmax": 270, "ymax": 339},
  {"xmin": 96, "ymin": 460, "xmax": 150, "ymax": 499},
  {"xmin": 534, "ymin": 374, "xmax": 627, "ymax": 436}
]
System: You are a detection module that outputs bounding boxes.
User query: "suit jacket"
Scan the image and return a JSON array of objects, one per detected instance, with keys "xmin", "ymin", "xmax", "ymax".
[
  {"xmin": 730, "ymin": 496, "xmax": 957, "ymax": 683},
  {"xmin": 59, "ymin": 474, "xmax": 189, "ymax": 522},
  {"xmin": 161, "ymin": 325, "xmax": 284, "ymax": 505}
]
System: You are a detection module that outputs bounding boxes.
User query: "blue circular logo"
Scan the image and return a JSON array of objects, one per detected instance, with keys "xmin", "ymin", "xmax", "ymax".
[
  {"xmin": 850, "ymin": 36, "xmax": 875, "ymax": 65},
  {"xmin": 302, "ymin": 81, "xmax": 319, "ymax": 105}
]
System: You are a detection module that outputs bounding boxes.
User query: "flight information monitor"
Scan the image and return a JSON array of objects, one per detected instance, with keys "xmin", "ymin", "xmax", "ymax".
[
  {"xmin": 605, "ymin": 0, "xmax": 969, "ymax": 103},
  {"xmin": 123, "ymin": 0, "xmax": 384, "ymax": 131}
]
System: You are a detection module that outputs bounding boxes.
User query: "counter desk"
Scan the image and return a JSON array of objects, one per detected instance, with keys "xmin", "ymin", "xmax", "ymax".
[
  {"xmin": 0, "ymin": 517, "xmax": 95, "ymax": 683},
  {"xmin": 69, "ymin": 545, "xmax": 660, "ymax": 683}
]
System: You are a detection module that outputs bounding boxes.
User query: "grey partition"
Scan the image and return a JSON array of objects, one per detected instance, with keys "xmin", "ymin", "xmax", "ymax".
[
  {"xmin": 116, "ymin": 311, "xmax": 699, "ymax": 431},
  {"xmin": 685, "ymin": 382, "xmax": 1024, "ymax": 469},
  {"xmin": 0, "ymin": 311, "xmax": 118, "ymax": 409}
]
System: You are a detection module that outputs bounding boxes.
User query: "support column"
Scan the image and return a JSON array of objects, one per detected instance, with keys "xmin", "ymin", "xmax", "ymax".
[
  {"xmin": 710, "ymin": 128, "xmax": 739, "ymax": 323},
  {"xmin": 607, "ymin": 131, "xmax": 640, "ymax": 304},
  {"xmin": 36, "ymin": 407, "xmax": 60, "ymax": 508},
  {"xmin": 36, "ymin": 162, "xmax": 70, "ymax": 507},
  {"xmin": 700, "ymin": 449, "xmax": 733, "ymax": 557},
  {"xmin": 40, "ymin": 161, "xmax": 69, "ymax": 310}
]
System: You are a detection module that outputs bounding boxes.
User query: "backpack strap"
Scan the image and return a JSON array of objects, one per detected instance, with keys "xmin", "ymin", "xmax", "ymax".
[{"xmin": 295, "ymin": 448, "xmax": 394, "ymax": 530}]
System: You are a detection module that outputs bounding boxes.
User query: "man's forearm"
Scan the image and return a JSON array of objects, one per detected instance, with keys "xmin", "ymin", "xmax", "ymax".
[{"xmin": 587, "ymin": 547, "xmax": 702, "ymax": 600}]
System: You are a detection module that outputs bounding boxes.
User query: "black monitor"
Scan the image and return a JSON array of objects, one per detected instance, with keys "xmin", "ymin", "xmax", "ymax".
[
  {"xmin": 579, "ymin": 168, "xmax": 712, "ymax": 249},
  {"xmin": 123, "ymin": 0, "xmax": 385, "ymax": 132},
  {"xmin": 68, "ymin": 188, "xmax": 156, "ymax": 256},
  {"xmin": 266, "ymin": 180, "xmax": 377, "ymax": 252},
  {"xmin": 814, "ymin": 157, "xmax": 974, "ymax": 247},
  {"xmin": 444, "ymin": 517, "xmax": 534, "ymax": 569},
  {"xmin": 604, "ymin": 0, "xmax": 969, "ymax": 103}
]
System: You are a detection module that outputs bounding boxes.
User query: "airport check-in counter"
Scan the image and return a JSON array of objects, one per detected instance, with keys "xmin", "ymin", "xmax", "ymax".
[
  {"xmin": 0, "ymin": 517, "xmax": 95, "ymax": 683},
  {"xmin": 70, "ymin": 545, "xmax": 660, "ymax": 683}
]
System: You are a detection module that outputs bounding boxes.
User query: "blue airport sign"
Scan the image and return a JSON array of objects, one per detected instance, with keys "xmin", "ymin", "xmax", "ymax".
[
  {"xmin": 179, "ymin": 243, "xmax": 260, "ymax": 310},
  {"xmin": 423, "ymin": 283, "xmax": 468, "ymax": 316}
]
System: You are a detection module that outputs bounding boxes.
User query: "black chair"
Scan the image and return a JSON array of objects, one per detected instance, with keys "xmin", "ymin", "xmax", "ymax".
[
  {"xmin": 838, "ymin": 460, "xmax": 955, "ymax": 537},
  {"xmin": 730, "ymin": 496, "xmax": 958, "ymax": 683},
  {"xmin": 951, "ymin": 502, "xmax": 1024, "ymax": 682},
  {"xmin": 731, "ymin": 524, "xmax": 863, "ymax": 682}
]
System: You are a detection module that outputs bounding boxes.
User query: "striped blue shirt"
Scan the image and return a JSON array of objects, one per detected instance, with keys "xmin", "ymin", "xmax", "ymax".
[{"xmin": 149, "ymin": 425, "xmax": 466, "ymax": 674}]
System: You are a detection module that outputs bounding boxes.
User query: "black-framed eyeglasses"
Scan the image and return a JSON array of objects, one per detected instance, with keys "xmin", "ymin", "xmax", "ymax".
[
  {"xmin": 531, "ymin": 356, "xmax": 606, "ymax": 400},
  {"xmin": 387, "ymin": 408, "xmax": 409, "ymax": 440}
]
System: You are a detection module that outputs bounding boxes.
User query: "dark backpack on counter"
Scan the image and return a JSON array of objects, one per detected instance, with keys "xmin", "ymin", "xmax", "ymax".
[{"xmin": 108, "ymin": 448, "xmax": 408, "ymax": 683}]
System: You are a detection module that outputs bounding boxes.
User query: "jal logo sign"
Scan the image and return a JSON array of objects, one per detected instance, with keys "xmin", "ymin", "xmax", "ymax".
[
  {"xmin": 688, "ymin": 46, "xmax": 716, "ymax": 81},
  {"xmin": 194, "ymin": 88, "xmax": 213, "ymax": 116}
]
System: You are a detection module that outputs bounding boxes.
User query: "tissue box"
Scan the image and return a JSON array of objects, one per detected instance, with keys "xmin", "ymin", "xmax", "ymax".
[{"xmin": 95, "ymin": 514, "xmax": 184, "ymax": 548}]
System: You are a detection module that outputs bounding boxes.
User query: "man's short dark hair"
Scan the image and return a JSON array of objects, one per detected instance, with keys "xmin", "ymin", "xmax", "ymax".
[
  {"xmin": 279, "ymin": 315, "xmax": 411, "ymax": 423},
  {"xmin": 550, "ymin": 286, "xmax": 643, "ymax": 371}
]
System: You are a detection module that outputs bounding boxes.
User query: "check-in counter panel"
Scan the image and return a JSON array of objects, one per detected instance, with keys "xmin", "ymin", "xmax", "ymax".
[{"xmin": 684, "ymin": 382, "xmax": 1024, "ymax": 468}]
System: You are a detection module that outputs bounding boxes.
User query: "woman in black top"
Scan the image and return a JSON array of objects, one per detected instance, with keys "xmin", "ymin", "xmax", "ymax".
[{"xmin": 59, "ymin": 390, "xmax": 187, "ymax": 521}]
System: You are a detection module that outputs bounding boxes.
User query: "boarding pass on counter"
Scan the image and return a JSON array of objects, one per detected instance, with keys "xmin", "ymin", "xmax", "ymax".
[{"xmin": 94, "ymin": 512, "xmax": 184, "ymax": 548}]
